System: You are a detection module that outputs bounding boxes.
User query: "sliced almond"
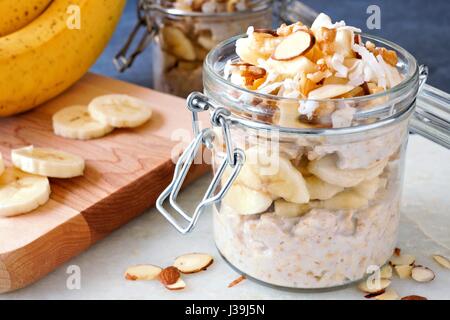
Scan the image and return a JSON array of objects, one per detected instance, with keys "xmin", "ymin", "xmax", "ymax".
[
  {"xmin": 374, "ymin": 288, "xmax": 400, "ymax": 300},
  {"xmin": 228, "ymin": 275, "xmax": 246, "ymax": 288},
  {"xmin": 124, "ymin": 264, "xmax": 162, "ymax": 281},
  {"xmin": 364, "ymin": 290, "xmax": 385, "ymax": 299},
  {"xmin": 380, "ymin": 264, "xmax": 393, "ymax": 279},
  {"xmin": 159, "ymin": 266, "xmax": 181, "ymax": 286},
  {"xmin": 173, "ymin": 253, "xmax": 214, "ymax": 274},
  {"xmin": 307, "ymin": 84, "xmax": 355, "ymax": 100},
  {"xmin": 389, "ymin": 254, "xmax": 415, "ymax": 266},
  {"xmin": 254, "ymin": 28, "xmax": 279, "ymax": 37},
  {"xmin": 394, "ymin": 265, "xmax": 413, "ymax": 279},
  {"xmin": 272, "ymin": 31, "xmax": 315, "ymax": 61},
  {"xmin": 165, "ymin": 277, "xmax": 186, "ymax": 291},
  {"xmin": 358, "ymin": 279, "xmax": 391, "ymax": 293},
  {"xmin": 432, "ymin": 254, "xmax": 450, "ymax": 269},
  {"xmin": 411, "ymin": 266, "xmax": 435, "ymax": 283},
  {"xmin": 401, "ymin": 295, "xmax": 428, "ymax": 300}
]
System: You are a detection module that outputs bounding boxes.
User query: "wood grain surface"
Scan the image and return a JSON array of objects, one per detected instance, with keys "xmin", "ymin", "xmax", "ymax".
[{"xmin": 0, "ymin": 73, "xmax": 210, "ymax": 293}]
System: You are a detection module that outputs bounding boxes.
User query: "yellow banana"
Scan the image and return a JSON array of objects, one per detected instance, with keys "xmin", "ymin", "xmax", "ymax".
[
  {"xmin": 0, "ymin": 0, "xmax": 126, "ymax": 117},
  {"xmin": 0, "ymin": 0, "xmax": 53, "ymax": 36}
]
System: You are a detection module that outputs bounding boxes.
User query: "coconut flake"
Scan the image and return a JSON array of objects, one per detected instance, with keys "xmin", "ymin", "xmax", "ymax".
[
  {"xmin": 331, "ymin": 53, "xmax": 349, "ymax": 78},
  {"xmin": 299, "ymin": 100, "xmax": 320, "ymax": 119},
  {"xmin": 202, "ymin": 1, "xmax": 218, "ymax": 14},
  {"xmin": 223, "ymin": 60, "xmax": 233, "ymax": 79},
  {"xmin": 353, "ymin": 43, "xmax": 387, "ymax": 89}
]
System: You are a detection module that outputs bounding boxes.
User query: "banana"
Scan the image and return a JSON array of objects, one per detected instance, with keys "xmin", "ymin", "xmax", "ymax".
[
  {"xmin": 236, "ymin": 38, "xmax": 263, "ymax": 65},
  {"xmin": 0, "ymin": 0, "xmax": 126, "ymax": 117},
  {"xmin": 222, "ymin": 161, "xmax": 263, "ymax": 191},
  {"xmin": 308, "ymin": 155, "xmax": 388, "ymax": 188},
  {"xmin": 274, "ymin": 199, "xmax": 310, "ymax": 218},
  {"xmin": 266, "ymin": 56, "xmax": 317, "ymax": 78},
  {"xmin": 353, "ymin": 177, "xmax": 387, "ymax": 200},
  {"xmin": 236, "ymin": 30, "xmax": 284, "ymax": 65},
  {"xmin": 0, "ymin": 0, "xmax": 52, "ymax": 37},
  {"xmin": 53, "ymin": 105, "xmax": 114, "ymax": 140},
  {"xmin": 88, "ymin": 95, "xmax": 153, "ymax": 128},
  {"xmin": 247, "ymin": 149, "xmax": 310, "ymax": 204},
  {"xmin": 0, "ymin": 167, "xmax": 51, "ymax": 217},
  {"xmin": 320, "ymin": 190, "xmax": 368, "ymax": 210},
  {"xmin": 222, "ymin": 185, "xmax": 273, "ymax": 215},
  {"xmin": 305, "ymin": 176, "xmax": 344, "ymax": 200},
  {"xmin": 161, "ymin": 26, "xmax": 196, "ymax": 61},
  {"xmin": 11, "ymin": 146, "xmax": 85, "ymax": 178},
  {"xmin": 0, "ymin": 153, "xmax": 4, "ymax": 176}
]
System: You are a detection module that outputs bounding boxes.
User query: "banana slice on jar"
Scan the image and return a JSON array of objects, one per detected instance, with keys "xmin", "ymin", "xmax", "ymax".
[
  {"xmin": 161, "ymin": 26, "xmax": 196, "ymax": 61},
  {"xmin": 320, "ymin": 190, "xmax": 368, "ymax": 210},
  {"xmin": 305, "ymin": 176, "xmax": 344, "ymax": 200},
  {"xmin": 53, "ymin": 105, "xmax": 114, "ymax": 140},
  {"xmin": 0, "ymin": 153, "xmax": 4, "ymax": 176},
  {"xmin": 308, "ymin": 155, "xmax": 388, "ymax": 188},
  {"xmin": 236, "ymin": 37, "xmax": 265, "ymax": 65},
  {"xmin": 274, "ymin": 199, "xmax": 311, "ymax": 218},
  {"xmin": 247, "ymin": 149, "xmax": 310, "ymax": 204},
  {"xmin": 222, "ymin": 184, "xmax": 273, "ymax": 215},
  {"xmin": 0, "ymin": 167, "xmax": 51, "ymax": 217},
  {"xmin": 88, "ymin": 94, "xmax": 153, "ymax": 128},
  {"xmin": 11, "ymin": 146, "xmax": 85, "ymax": 178},
  {"xmin": 353, "ymin": 176, "xmax": 387, "ymax": 200}
]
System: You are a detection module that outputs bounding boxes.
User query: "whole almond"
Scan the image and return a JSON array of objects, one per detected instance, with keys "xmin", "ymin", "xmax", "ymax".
[{"xmin": 159, "ymin": 266, "xmax": 181, "ymax": 286}]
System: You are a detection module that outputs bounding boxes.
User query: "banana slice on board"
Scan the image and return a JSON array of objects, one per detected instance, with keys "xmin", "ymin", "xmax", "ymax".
[
  {"xmin": 88, "ymin": 94, "xmax": 153, "ymax": 128},
  {"xmin": 308, "ymin": 155, "xmax": 388, "ymax": 188},
  {"xmin": 0, "ymin": 167, "xmax": 51, "ymax": 217},
  {"xmin": 53, "ymin": 105, "xmax": 114, "ymax": 140},
  {"xmin": 11, "ymin": 146, "xmax": 85, "ymax": 179},
  {"xmin": 222, "ymin": 184, "xmax": 273, "ymax": 215},
  {"xmin": 0, "ymin": 153, "xmax": 4, "ymax": 176}
]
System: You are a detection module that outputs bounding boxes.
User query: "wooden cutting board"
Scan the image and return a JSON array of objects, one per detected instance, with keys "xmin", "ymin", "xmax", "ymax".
[{"xmin": 0, "ymin": 73, "xmax": 210, "ymax": 293}]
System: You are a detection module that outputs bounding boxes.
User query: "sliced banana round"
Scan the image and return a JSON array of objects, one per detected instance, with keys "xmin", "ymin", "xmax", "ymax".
[
  {"xmin": 247, "ymin": 148, "xmax": 310, "ymax": 204},
  {"xmin": 0, "ymin": 153, "xmax": 4, "ymax": 176},
  {"xmin": 308, "ymin": 155, "xmax": 388, "ymax": 188},
  {"xmin": 223, "ymin": 184, "xmax": 272, "ymax": 215},
  {"xmin": 161, "ymin": 26, "xmax": 196, "ymax": 61},
  {"xmin": 305, "ymin": 176, "xmax": 344, "ymax": 200},
  {"xmin": 53, "ymin": 105, "xmax": 114, "ymax": 140},
  {"xmin": 0, "ymin": 167, "xmax": 51, "ymax": 217},
  {"xmin": 11, "ymin": 146, "xmax": 85, "ymax": 179},
  {"xmin": 88, "ymin": 94, "xmax": 153, "ymax": 128},
  {"xmin": 320, "ymin": 190, "xmax": 368, "ymax": 210}
]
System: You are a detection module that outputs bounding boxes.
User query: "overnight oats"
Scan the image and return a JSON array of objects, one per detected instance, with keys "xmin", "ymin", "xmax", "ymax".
[
  {"xmin": 151, "ymin": 0, "xmax": 272, "ymax": 97},
  {"xmin": 203, "ymin": 13, "xmax": 420, "ymax": 289}
]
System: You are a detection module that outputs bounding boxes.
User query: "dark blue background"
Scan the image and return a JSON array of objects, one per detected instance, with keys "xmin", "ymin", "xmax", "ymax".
[{"xmin": 92, "ymin": 0, "xmax": 450, "ymax": 92}]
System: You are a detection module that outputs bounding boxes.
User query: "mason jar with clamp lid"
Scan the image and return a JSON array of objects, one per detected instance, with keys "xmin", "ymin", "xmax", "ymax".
[{"xmin": 155, "ymin": 14, "xmax": 450, "ymax": 289}]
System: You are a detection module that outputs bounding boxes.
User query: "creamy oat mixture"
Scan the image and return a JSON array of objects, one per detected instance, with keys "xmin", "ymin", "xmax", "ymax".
[
  {"xmin": 213, "ymin": 14, "xmax": 408, "ymax": 288},
  {"xmin": 154, "ymin": 0, "xmax": 270, "ymax": 97}
]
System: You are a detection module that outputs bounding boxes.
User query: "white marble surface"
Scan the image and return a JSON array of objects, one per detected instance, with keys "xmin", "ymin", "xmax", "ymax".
[{"xmin": 1, "ymin": 135, "xmax": 449, "ymax": 300}]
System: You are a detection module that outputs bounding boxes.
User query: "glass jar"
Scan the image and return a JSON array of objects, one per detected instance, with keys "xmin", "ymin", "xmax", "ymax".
[
  {"xmin": 115, "ymin": 0, "xmax": 273, "ymax": 98},
  {"xmin": 157, "ymin": 33, "xmax": 450, "ymax": 289}
]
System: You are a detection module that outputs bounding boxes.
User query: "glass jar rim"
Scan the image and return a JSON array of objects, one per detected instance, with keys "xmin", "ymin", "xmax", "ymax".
[
  {"xmin": 147, "ymin": 0, "xmax": 272, "ymax": 18},
  {"xmin": 204, "ymin": 32, "xmax": 420, "ymax": 129}
]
